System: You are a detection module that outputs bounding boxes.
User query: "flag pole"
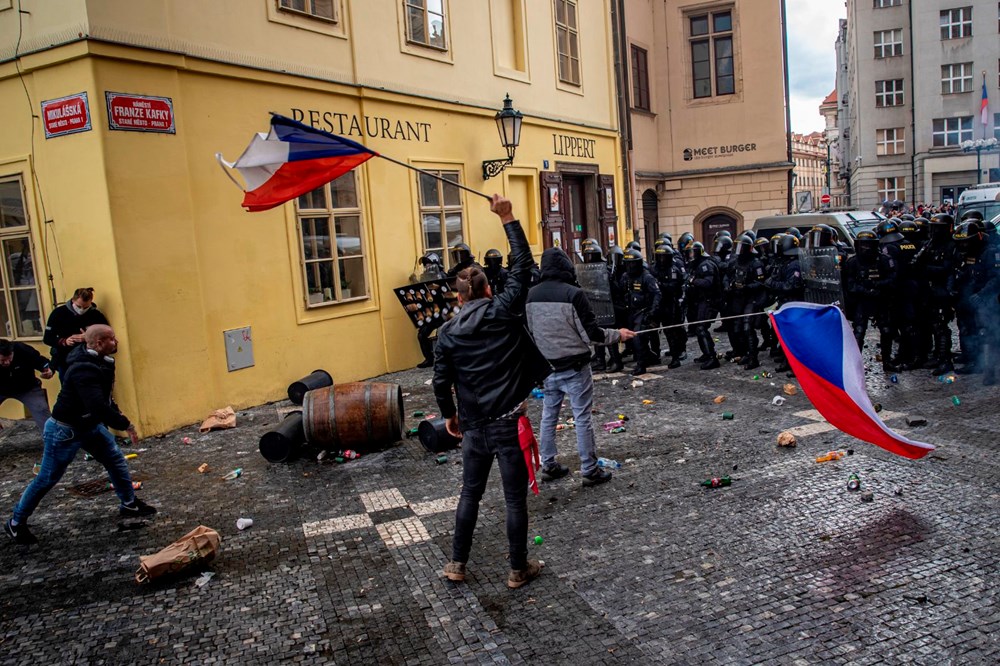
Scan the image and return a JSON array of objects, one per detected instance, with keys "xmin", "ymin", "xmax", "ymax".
[
  {"xmin": 631, "ymin": 310, "xmax": 777, "ymax": 335},
  {"xmin": 376, "ymin": 153, "xmax": 494, "ymax": 202}
]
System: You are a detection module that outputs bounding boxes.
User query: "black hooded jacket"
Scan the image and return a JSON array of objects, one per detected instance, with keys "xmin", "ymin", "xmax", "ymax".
[
  {"xmin": 526, "ymin": 248, "xmax": 621, "ymax": 372},
  {"xmin": 433, "ymin": 221, "xmax": 550, "ymax": 431},
  {"xmin": 51, "ymin": 344, "xmax": 131, "ymax": 431}
]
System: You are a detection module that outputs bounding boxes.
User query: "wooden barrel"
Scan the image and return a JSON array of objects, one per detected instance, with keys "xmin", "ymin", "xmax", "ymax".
[
  {"xmin": 417, "ymin": 417, "xmax": 460, "ymax": 453},
  {"xmin": 259, "ymin": 411, "xmax": 305, "ymax": 463},
  {"xmin": 303, "ymin": 382, "xmax": 404, "ymax": 450},
  {"xmin": 287, "ymin": 369, "xmax": 333, "ymax": 406}
]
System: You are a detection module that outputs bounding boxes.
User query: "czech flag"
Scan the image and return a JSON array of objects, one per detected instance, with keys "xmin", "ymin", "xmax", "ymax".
[
  {"xmin": 982, "ymin": 79, "xmax": 990, "ymax": 126},
  {"xmin": 770, "ymin": 302, "xmax": 934, "ymax": 460},
  {"xmin": 217, "ymin": 114, "xmax": 377, "ymax": 212}
]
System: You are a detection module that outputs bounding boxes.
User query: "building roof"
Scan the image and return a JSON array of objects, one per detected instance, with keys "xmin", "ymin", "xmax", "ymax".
[{"xmin": 821, "ymin": 90, "xmax": 837, "ymax": 105}]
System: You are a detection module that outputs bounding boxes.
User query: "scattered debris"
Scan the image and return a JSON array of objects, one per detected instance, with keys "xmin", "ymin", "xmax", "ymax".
[
  {"xmin": 860, "ymin": 490, "xmax": 874, "ymax": 503},
  {"xmin": 893, "ymin": 487, "xmax": 903, "ymax": 497},
  {"xmin": 700, "ymin": 476, "xmax": 731, "ymax": 488},
  {"xmin": 603, "ymin": 420, "xmax": 625, "ymax": 431},
  {"xmin": 713, "ymin": 395, "xmax": 726, "ymax": 404},
  {"xmin": 630, "ymin": 380, "xmax": 644, "ymax": 388},
  {"xmin": 533, "ymin": 535, "xmax": 544, "ymax": 545},
  {"xmin": 873, "ymin": 403, "xmax": 883, "ymax": 413},
  {"xmin": 182, "ymin": 437, "xmax": 192, "ymax": 444},
  {"xmin": 194, "ymin": 571, "xmax": 215, "ymax": 588},
  {"xmin": 641, "ymin": 399, "xmax": 654, "ymax": 405},
  {"xmin": 721, "ymin": 412, "xmax": 734, "ymax": 420},
  {"xmin": 777, "ymin": 431, "xmax": 796, "ymax": 447},
  {"xmin": 200, "ymin": 406, "xmax": 236, "ymax": 432},
  {"xmin": 771, "ymin": 396, "xmax": 786, "ymax": 406},
  {"xmin": 951, "ymin": 396, "xmax": 961, "ymax": 406},
  {"xmin": 815, "ymin": 450, "xmax": 846, "ymax": 462},
  {"xmin": 609, "ymin": 426, "xmax": 627, "ymax": 434},
  {"xmin": 531, "ymin": 388, "xmax": 544, "ymax": 399},
  {"xmin": 847, "ymin": 473, "xmax": 861, "ymax": 491},
  {"xmin": 906, "ymin": 416, "xmax": 928, "ymax": 427},
  {"xmin": 782, "ymin": 384, "xmax": 797, "ymax": 396},
  {"xmin": 236, "ymin": 518, "xmax": 254, "ymax": 530},
  {"xmin": 889, "ymin": 374, "xmax": 899, "ymax": 384},
  {"xmin": 222, "ymin": 468, "xmax": 243, "ymax": 480},
  {"xmin": 412, "ymin": 410, "xmax": 425, "ymax": 417},
  {"xmin": 198, "ymin": 463, "xmax": 210, "ymax": 474},
  {"xmin": 435, "ymin": 455, "xmax": 448, "ymax": 465}
]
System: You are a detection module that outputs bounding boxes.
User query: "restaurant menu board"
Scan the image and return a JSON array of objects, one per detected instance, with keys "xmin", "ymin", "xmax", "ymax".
[{"xmin": 394, "ymin": 279, "xmax": 461, "ymax": 330}]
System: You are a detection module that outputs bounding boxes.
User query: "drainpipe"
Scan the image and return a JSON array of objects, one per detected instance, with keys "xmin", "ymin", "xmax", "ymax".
[
  {"xmin": 780, "ymin": 0, "xmax": 793, "ymax": 213},
  {"xmin": 610, "ymin": 0, "xmax": 633, "ymax": 233},
  {"xmin": 907, "ymin": 0, "xmax": 916, "ymax": 205}
]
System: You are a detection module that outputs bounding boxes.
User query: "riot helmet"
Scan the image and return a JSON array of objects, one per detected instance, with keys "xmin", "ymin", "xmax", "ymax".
[
  {"xmin": 713, "ymin": 235, "xmax": 734, "ymax": 259},
  {"xmin": 685, "ymin": 241, "xmax": 707, "ymax": 264},
  {"xmin": 450, "ymin": 243, "xmax": 473, "ymax": 266},
  {"xmin": 897, "ymin": 220, "xmax": 919, "ymax": 241},
  {"xmin": 912, "ymin": 217, "xmax": 929, "ymax": 242},
  {"xmin": 657, "ymin": 232, "xmax": 673, "ymax": 246},
  {"xmin": 677, "ymin": 232, "xmax": 695, "ymax": 253},
  {"xmin": 777, "ymin": 233, "xmax": 801, "ymax": 257},
  {"xmin": 854, "ymin": 230, "xmax": 879, "ymax": 260},
  {"xmin": 625, "ymin": 240, "xmax": 642, "ymax": 253},
  {"xmin": 928, "ymin": 214, "xmax": 953, "ymax": 241},
  {"xmin": 899, "ymin": 213, "xmax": 915, "ymax": 222},
  {"xmin": 712, "ymin": 230, "xmax": 732, "ymax": 248},
  {"xmin": 784, "ymin": 227, "xmax": 804, "ymax": 240},
  {"xmin": 754, "ymin": 236, "xmax": 772, "ymax": 257},
  {"xmin": 733, "ymin": 234, "xmax": 756, "ymax": 261},
  {"xmin": 807, "ymin": 224, "xmax": 837, "ymax": 249},
  {"xmin": 770, "ymin": 232, "xmax": 787, "ymax": 256},
  {"xmin": 952, "ymin": 221, "xmax": 984, "ymax": 255},
  {"xmin": 419, "ymin": 251, "xmax": 442, "ymax": 268},
  {"xmin": 742, "ymin": 229, "xmax": 757, "ymax": 242},
  {"xmin": 875, "ymin": 219, "xmax": 899, "ymax": 239},
  {"xmin": 654, "ymin": 244, "xmax": 674, "ymax": 270},
  {"xmin": 483, "ymin": 248, "xmax": 503, "ymax": 271},
  {"xmin": 582, "ymin": 241, "xmax": 605, "ymax": 263},
  {"xmin": 960, "ymin": 210, "xmax": 984, "ymax": 222},
  {"xmin": 608, "ymin": 244, "xmax": 625, "ymax": 271},
  {"xmin": 623, "ymin": 248, "xmax": 645, "ymax": 277}
]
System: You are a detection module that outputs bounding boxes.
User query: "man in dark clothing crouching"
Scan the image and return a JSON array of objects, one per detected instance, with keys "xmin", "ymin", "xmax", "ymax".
[
  {"xmin": 434, "ymin": 195, "xmax": 550, "ymax": 589},
  {"xmin": 5, "ymin": 324, "xmax": 156, "ymax": 545},
  {"xmin": 526, "ymin": 248, "xmax": 634, "ymax": 486}
]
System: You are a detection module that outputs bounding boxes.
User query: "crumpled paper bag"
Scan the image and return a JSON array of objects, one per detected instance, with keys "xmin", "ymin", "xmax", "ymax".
[{"xmin": 200, "ymin": 406, "xmax": 236, "ymax": 432}]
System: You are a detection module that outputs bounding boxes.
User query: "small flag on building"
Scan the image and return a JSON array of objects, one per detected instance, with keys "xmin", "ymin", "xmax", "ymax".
[{"xmin": 981, "ymin": 77, "xmax": 990, "ymax": 126}]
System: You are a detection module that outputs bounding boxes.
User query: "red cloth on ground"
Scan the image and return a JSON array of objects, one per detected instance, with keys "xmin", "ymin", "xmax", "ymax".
[{"xmin": 518, "ymin": 415, "xmax": 541, "ymax": 495}]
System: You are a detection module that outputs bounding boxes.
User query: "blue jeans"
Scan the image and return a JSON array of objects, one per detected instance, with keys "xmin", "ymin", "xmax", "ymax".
[
  {"xmin": 451, "ymin": 419, "xmax": 528, "ymax": 571},
  {"xmin": 0, "ymin": 386, "xmax": 52, "ymax": 432},
  {"xmin": 539, "ymin": 366, "xmax": 598, "ymax": 475},
  {"xmin": 12, "ymin": 419, "xmax": 136, "ymax": 524}
]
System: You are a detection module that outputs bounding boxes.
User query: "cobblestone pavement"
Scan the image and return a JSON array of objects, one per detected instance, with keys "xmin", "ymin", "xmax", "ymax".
[{"xmin": 0, "ymin": 333, "xmax": 997, "ymax": 665}]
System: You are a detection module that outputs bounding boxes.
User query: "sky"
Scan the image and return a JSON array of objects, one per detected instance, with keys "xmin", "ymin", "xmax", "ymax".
[{"xmin": 785, "ymin": 0, "xmax": 847, "ymax": 134}]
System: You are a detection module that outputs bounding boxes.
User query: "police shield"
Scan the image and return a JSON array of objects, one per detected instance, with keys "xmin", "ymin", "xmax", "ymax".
[
  {"xmin": 576, "ymin": 263, "xmax": 615, "ymax": 326},
  {"xmin": 799, "ymin": 247, "xmax": 844, "ymax": 306},
  {"xmin": 393, "ymin": 279, "xmax": 460, "ymax": 331}
]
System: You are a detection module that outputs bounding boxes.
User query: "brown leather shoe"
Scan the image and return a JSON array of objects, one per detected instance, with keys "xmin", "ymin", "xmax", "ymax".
[
  {"xmin": 443, "ymin": 561, "xmax": 466, "ymax": 582},
  {"xmin": 507, "ymin": 559, "xmax": 544, "ymax": 589}
]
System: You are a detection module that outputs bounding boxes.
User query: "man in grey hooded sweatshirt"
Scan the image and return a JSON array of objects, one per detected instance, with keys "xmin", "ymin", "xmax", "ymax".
[{"xmin": 526, "ymin": 247, "xmax": 635, "ymax": 487}]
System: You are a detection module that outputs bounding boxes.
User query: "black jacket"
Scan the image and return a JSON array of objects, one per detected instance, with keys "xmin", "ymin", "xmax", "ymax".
[
  {"xmin": 43, "ymin": 302, "xmax": 110, "ymax": 371},
  {"xmin": 0, "ymin": 343, "xmax": 50, "ymax": 395},
  {"xmin": 433, "ymin": 221, "xmax": 550, "ymax": 431},
  {"xmin": 51, "ymin": 344, "xmax": 131, "ymax": 431},
  {"xmin": 526, "ymin": 248, "xmax": 620, "ymax": 372}
]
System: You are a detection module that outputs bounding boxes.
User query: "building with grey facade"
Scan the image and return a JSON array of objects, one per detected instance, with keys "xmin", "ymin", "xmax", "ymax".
[{"xmin": 838, "ymin": 0, "xmax": 999, "ymax": 209}]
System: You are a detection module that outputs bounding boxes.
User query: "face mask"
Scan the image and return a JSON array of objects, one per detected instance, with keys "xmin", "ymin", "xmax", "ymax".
[{"xmin": 72, "ymin": 302, "xmax": 92, "ymax": 315}]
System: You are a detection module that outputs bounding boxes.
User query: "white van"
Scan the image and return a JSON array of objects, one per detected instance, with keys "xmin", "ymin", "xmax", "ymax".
[
  {"xmin": 956, "ymin": 183, "xmax": 1000, "ymax": 223},
  {"xmin": 751, "ymin": 211, "xmax": 886, "ymax": 250}
]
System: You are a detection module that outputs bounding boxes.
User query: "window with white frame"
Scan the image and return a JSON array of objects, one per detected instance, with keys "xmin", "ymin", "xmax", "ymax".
[
  {"xmin": 874, "ymin": 0, "xmax": 902, "ymax": 7},
  {"xmin": 0, "ymin": 176, "xmax": 43, "ymax": 338},
  {"xmin": 295, "ymin": 173, "xmax": 368, "ymax": 306},
  {"xmin": 405, "ymin": 0, "xmax": 447, "ymax": 50},
  {"xmin": 278, "ymin": 0, "xmax": 336, "ymax": 21},
  {"xmin": 941, "ymin": 63, "xmax": 974, "ymax": 94},
  {"xmin": 873, "ymin": 29, "xmax": 903, "ymax": 58},
  {"xmin": 554, "ymin": 0, "xmax": 580, "ymax": 86},
  {"xmin": 690, "ymin": 9, "xmax": 735, "ymax": 98},
  {"xmin": 932, "ymin": 116, "xmax": 973, "ymax": 146},
  {"xmin": 940, "ymin": 7, "xmax": 972, "ymax": 39},
  {"xmin": 877, "ymin": 177, "xmax": 905, "ymax": 202},
  {"xmin": 875, "ymin": 79, "xmax": 904, "ymax": 107},
  {"xmin": 418, "ymin": 170, "xmax": 465, "ymax": 271},
  {"xmin": 876, "ymin": 128, "xmax": 905, "ymax": 155}
]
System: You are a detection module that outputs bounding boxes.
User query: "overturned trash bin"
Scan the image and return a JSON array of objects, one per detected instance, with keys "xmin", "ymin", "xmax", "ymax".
[
  {"xmin": 287, "ymin": 369, "xmax": 334, "ymax": 406},
  {"xmin": 303, "ymin": 383, "xmax": 404, "ymax": 451},
  {"xmin": 259, "ymin": 411, "xmax": 305, "ymax": 463},
  {"xmin": 417, "ymin": 417, "xmax": 461, "ymax": 453}
]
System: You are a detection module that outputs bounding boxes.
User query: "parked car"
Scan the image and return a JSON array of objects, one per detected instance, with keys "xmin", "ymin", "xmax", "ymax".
[{"xmin": 751, "ymin": 211, "xmax": 887, "ymax": 250}]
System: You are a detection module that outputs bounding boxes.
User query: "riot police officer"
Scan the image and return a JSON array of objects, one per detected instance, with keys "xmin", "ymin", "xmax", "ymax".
[
  {"xmin": 893, "ymin": 220, "xmax": 923, "ymax": 369},
  {"xmin": 713, "ymin": 235, "xmax": 738, "ymax": 355},
  {"xmin": 677, "ymin": 232, "xmax": 695, "ymax": 258},
  {"xmin": 843, "ymin": 231, "xmax": 896, "ymax": 369},
  {"xmin": 446, "ymin": 243, "xmax": 479, "ymax": 278},
  {"xmin": 914, "ymin": 214, "xmax": 957, "ymax": 373},
  {"xmin": 728, "ymin": 235, "xmax": 768, "ymax": 370},
  {"xmin": 599, "ymin": 245, "xmax": 627, "ymax": 372},
  {"xmin": 482, "ymin": 248, "xmax": 508, "ymax": 296},
  {"xmin": 684, "ymin": 242, "xmax": 721, "ymax": 370},
  {"xmin": 764, "ymin": 234, "xmax": 805, "ymax": 372},
  {"xmin": 413, "ymin": 251, "xmax": 448, "ymax": 368},
  {"xmin": 949, "ymin": 221, "xmax": 1000, "ymax": 382},
  {"xmin": 621, "ymin": 249, "xmax": 661, "ymax": 375},
  {"xmin": 754, "ymin": 236, "xmax": 778, "ymax": 353},
  {"xmin": 652, "ymin": 244, "xmax": 686, "ymax": 368}
]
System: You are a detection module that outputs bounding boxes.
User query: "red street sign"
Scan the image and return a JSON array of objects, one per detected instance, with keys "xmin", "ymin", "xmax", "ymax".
[
  {"xmin": 820, "ymin": 193, "xmax": 832, "ymax": 204},
  {"xmin": 105, "ymin": 92, "xmax": 176, "ymax": 134},
  {"xmin": 41, "ymin": 92, "xmax": 92, "ymax": 139}
]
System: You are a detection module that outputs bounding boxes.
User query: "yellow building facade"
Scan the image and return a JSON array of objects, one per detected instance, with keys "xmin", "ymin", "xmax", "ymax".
[
  {"xmin": 0, "ymin": 0, "xmax": 624, "ymax": 434},
  {"xmin": 622, "ymin": 0, "xmax": 791, "ymax": 251}
]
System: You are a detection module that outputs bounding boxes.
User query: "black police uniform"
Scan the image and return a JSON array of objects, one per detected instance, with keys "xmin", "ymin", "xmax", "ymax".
[
  {"xmin": 843, "ymin": 244, "xmax": 896, "ymax": 361},
  {"xmin": 728, "ymin": 245, "xmax": 768, "ymax": 369},
  {"xmin": 686, "ymin": 249, "xmax": 721, "ymax": 369},
  {"xmin": 913, "ymin": 225, "xmax": 957, "ymax": 372},
  {"xmin": 622, "ymin": 254, "xmax": 661, "ymax": 375},
  {"xmin": 764, "ymin": 239, "xmax": 804, "ymax": 371},
  {"xmin": 651, "ymin": 249, "xmax": 686, "ymax": 368}
]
